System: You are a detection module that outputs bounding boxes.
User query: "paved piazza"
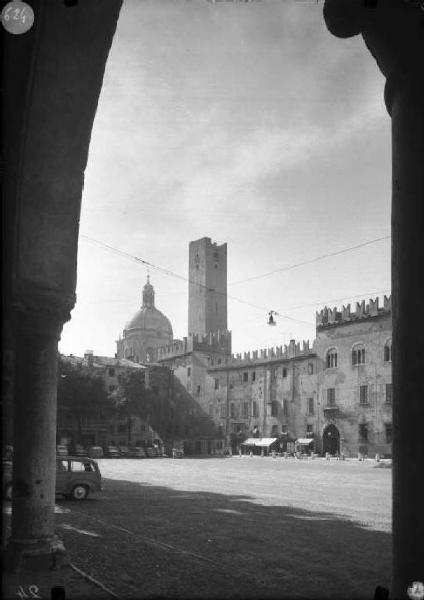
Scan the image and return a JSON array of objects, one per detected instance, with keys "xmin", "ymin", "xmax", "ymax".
[
  {"xmin": 98, "ymin": 456, "xmax": 391, "ymax": 532},
  {"xmin": 47, "ymin": 456, "xmax": 392, "ymax": 598}
]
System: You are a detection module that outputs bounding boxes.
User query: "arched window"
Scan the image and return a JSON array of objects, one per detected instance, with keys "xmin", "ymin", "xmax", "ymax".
[
  {"xmin": 326, "ymin": 348, "xmax": 338, "ymax": 369},
  {"xmin": 352, "ymin": 343, "xmax": 366, "ymax": 366},
  {"xmin": 384, "ymin": 340, "xmax": 392, "ymax": 362}
]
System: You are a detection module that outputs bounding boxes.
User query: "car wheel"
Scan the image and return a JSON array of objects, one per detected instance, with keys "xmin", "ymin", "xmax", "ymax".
[
  {"xmin": 4, "ymin": 482, "xmax": 12, "ymax": 501},
  {"xmin": 72, "ymin": 485, "xmax": 89, "ymax": 500}
]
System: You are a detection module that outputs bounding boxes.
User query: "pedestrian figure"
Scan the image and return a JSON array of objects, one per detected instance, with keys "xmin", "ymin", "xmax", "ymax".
[{"xmin": 249, "ymin": 451, "xmax": 253, "ymax": 459}]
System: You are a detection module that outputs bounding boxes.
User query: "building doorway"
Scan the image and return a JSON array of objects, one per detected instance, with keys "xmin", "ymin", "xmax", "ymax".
[{"xmin": 322, "ymin": 424, "xmax": 340, "ymax": 455}]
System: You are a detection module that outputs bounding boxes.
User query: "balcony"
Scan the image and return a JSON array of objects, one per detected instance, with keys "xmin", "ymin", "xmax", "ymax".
[{"xmin": 323, "ymin": 404, "xmax": 340, "ymax": 417}]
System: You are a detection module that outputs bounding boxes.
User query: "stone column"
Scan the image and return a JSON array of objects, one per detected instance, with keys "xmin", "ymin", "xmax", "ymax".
[
  {"xmin": 6, "ymin": 304, "xmax": 69, "ymax": 570},
  {"xmin": 3, "ymin": 0, "xmax": 122, "ymax": 570},
  {"xmin": 323, "ymin": 1, "xmax": 424, "ymax": 597},
  {"xmin": 389, "ymin": 70, "xmax": 424, "ymax": 598}
]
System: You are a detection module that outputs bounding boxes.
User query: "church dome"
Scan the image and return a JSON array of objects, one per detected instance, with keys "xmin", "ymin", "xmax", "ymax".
[
  {"xmin": 125, "ymin": 307, "xmax": 173, "ymax": 337},
  {"xmin": 117, "ymin": 276, "xmax": 173, "ymax": 363},
  {"xmin": 124, "ymin": 276, "xmax": 173, "ymax": 337}
]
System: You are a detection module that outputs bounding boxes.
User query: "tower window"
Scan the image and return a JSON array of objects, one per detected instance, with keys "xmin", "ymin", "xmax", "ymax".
[
  {"xmin": 384, "ymin": 340, "xmax": 392, "ymax": 362},
  {"xmin": 307, "ymin": 397, "xmax": 314, "ymax": 415},
  {"xmin": 282, "ymin": 368, "xmax": 287, "ymax": 378},
  {"xmin": 252, "ymin": 371, "xmax": 256, "ymax": 382},
  {"xmin": 214, "ymin": 378, "xmax": 219, "ymax": 390},
  {"xmin": 243, "ymin": 372, "xmax": 248, "ymax": 383},
  {"xmin": 386, "ymin": 383, "xmax": 393, "ymax": 404}
]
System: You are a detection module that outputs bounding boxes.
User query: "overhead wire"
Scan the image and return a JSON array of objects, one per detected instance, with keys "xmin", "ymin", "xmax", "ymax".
[
  {"xmin": 229, "ymin": 235, "xmax": 391, "ymax": 285},
  {"xmin": 80, "ymin": 233, "xmax": 389, "ymax": 328}
]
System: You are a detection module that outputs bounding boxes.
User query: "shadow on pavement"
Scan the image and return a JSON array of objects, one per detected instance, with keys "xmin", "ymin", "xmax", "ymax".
[{"xmin": 52, "ymin": 476, "xmax": 392, "ymax": 599}]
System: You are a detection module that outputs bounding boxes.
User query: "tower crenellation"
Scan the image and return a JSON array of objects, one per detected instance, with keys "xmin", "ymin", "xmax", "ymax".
[{"xmin": 316, "ymin": 295, "xmax": 391, "ymax": 328}]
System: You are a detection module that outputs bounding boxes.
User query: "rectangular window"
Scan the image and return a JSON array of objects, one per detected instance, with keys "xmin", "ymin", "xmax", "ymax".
[
  {"xmin": 282, "ymin": 425, "xmax": 288, "ymax": 434},
  {"xmin": 282, "ymin": 368, "xmax": 287, "ymax": 378},
  {"xmin": 108, "ymin": 367, "xmax": 115, "ymax": 377},
  {"xmin": 327, "ymin": 388, "xmax": 336, "ymax": 407},
  {"xmin": 252, "ymin": 401, "xmax": 258, "ymax": 418},
  {"xmin": 283, "ymin": 399, "xmax": 288, "ymax": 416},
  {"xmin": 307, "ymin": 397, "xmax": 314, "ymax": 415},
  {"xmin": 271, "ymin": 401, "xmax": 278, "ymax": 417},
  {"xmin": 243, "ymin": 372, "xmax": 248, "ymax": 383},
  {"xmin": 359, "ymin": 385, "xmax": 368, "ymax": 405},
  {"xmin": 308, "ymin": 363, "xmax": 314, "ymax": 375},
  {"xmin": 385, "ymin": 423, "xmax": 393, "ymax": 444},
  {"xmin": 252, "ymin": 371, "xmax": 256, "ymax": 382},
  {"xmin": 359, "ymin": 424, "xmax": 368, "ymax": 441},
  {"xmin": 271, "ymin": 368, "xmax": 277, "ymax": 380},
  {"xmin": 196, "ymin": 385, "xmax": 201, "ymax": 395},
  {"xmin": 271, "ymin": 424, "xmax": 278, "ymax": 435},
  {"xmin": 243, "ymin": 402, "xmax": 249, "ymax": 419},
  {"xmin": 230, "ymin": 403, "xmax": 235, "ymax": 419},
  {"xmin": 386, "ymin": 383, "xmax": 393, "ymax": 404},
  {"xmin": 187, "ymin": 367, "xmax": 191, "ymax": 377},
  {"xmin": 306, "ymin": 424, "xmax": 313, "ymax": 435},
  {"xmin": 214, "ymin": 378, "xmax": 219, "ymax": 390}
]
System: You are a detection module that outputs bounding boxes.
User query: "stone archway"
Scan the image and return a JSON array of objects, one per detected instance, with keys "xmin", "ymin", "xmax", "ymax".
[{"xmin": 322, "ymin": 424, "xmax": 340, "ymax": 456}]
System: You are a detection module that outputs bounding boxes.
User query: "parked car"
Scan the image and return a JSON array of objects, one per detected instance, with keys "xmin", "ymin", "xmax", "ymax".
[
  {"xmin": 128, "ymin": 447, "xmax": 146, "ymax": 458},
  {"xmin": 3, "ymin": 457, "xmax": 102, "ymax": 501},
  {"xmin": 88, "ymin": 446, "xmax": 104, "ymax": 458},
  {"xmin": 118, "ymin": 446, "xmax": 129, "ymax": 457},
  {"xmin": 73, "ymin": 444, "xmax": 87, "ymax": 457},
  {"xmin": 56, "ymin": 445, "xmax": 69, "ymax": 457},
  {"xmin": 105, "ymin": 445, "xmax": 120, "ymax": 458},
  {"xmin": 172, "ymin": 448, "xmax": 184, "ymax": 458}
]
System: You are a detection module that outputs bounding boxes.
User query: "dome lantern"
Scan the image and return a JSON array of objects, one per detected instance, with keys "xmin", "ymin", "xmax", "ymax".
[{"xmin": 142, "ymin": 274, "xmax": 155, "ymax": 308}]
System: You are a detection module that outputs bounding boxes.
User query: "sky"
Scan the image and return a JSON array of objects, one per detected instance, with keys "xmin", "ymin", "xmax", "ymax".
[{"xmin": 59, "ymin": 0, "xmax": 391, "ymax": 359}]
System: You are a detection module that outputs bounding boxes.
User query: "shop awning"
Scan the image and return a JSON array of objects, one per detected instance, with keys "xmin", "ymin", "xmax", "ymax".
[
  {"xmin": 241, "ymin": 438, "xmax": 277, "ymax": 447},
  {"xmin": 296, "ymin": 438, "xmax": 314, "ymax": 445}
]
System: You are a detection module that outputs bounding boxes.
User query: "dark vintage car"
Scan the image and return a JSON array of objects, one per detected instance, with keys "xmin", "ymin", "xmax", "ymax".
[
  {"xmin": 105, "ymin": 445, "xmax": 120, "ymax": 458},
  {"xmin": 3, "ymin": 457, "xmax": 102, "ymax": 501}
]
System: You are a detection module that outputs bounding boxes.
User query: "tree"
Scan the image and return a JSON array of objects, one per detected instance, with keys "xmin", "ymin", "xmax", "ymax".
[
  {"xmin": 57, "ymin": 358, "xmax": 113, "ymax": 445},
  {"xmin": 115, "ymin": 370, "xmax": 171, "ymax": 443}
]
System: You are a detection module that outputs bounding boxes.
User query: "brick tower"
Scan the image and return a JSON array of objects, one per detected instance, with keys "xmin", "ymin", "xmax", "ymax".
[{"xmin": 188, "ymin": 238, "xmax": 227, "ymax": 336}]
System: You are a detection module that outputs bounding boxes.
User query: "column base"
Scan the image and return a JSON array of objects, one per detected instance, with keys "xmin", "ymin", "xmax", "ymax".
[{"xmin": 4, "ymin": 536, "xmax": 68, "ymax": 572}]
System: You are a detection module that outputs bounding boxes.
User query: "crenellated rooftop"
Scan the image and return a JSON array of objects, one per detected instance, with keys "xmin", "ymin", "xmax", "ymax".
[
  {"xmin": 316, "ymin": 295, "xmax": 391, "ymax": 328},
  {"xmin": 208, "ymin": 339, "xmax": 316, "ymax": 369},
  {"xmin": 157, "ymin": 330, "xmax": 232, "ymax": 361}
]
